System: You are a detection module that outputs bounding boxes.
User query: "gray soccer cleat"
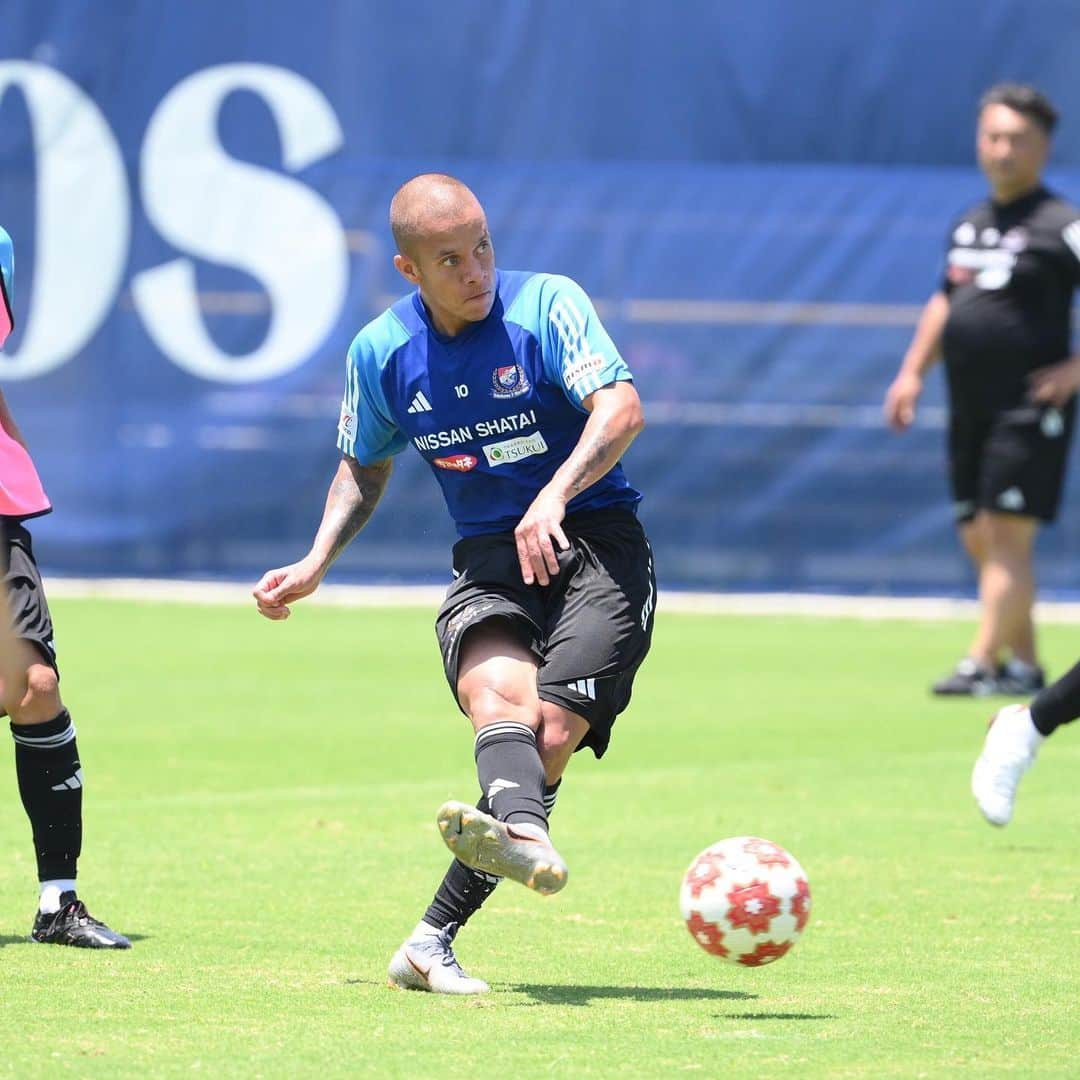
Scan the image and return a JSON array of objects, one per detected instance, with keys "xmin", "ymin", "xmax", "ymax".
[
  {"xmin": 972, "ymin": 704, "xmax": 1045, "ymax": 826},
  {"xmin": 436, "ymin": 800, "xmax": 568, "ymax": 895},
  {"xmin": 387, "ymin": 922, "xmax": 489, "ymax": 995}
]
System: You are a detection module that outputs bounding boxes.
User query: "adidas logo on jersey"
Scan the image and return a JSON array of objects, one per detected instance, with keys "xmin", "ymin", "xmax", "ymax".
[{"xmin": 407, "ymin": 391, "xmax": 433, "ymax": 414}]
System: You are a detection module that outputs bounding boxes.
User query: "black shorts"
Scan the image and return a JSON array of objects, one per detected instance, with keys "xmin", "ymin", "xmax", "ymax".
[
  {"xmin": 435, "ymin": 507, "xmax": 656, "ymax": 759},
  {"xmin": 1, "ymin": 518, "xmax": 58, "ymax": 672},
  {"xmin": 948, "ymin": 400, "xmax": 1076, "ymax": 524}
]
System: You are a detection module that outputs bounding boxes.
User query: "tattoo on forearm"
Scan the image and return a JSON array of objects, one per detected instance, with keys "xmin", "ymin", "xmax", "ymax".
[
  {"xmin": 321, "ymin": 459, "xmax": 392, "ymax": 564},
  {"xmin": 565, "ymin": 424, "xmax": 616, "ymax": 496}
]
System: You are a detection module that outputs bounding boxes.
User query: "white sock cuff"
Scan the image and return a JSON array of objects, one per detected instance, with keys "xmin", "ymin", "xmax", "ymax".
[
  {"xmin": 474, "ymin": 721, "xmax": 535, "ymax": 750},
  {"xmin": 38, "ymin": 879, "xmax": 77, "ymax": 914}
]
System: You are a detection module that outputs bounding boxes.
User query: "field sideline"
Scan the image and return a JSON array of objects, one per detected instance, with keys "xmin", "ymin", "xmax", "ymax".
[
  {"xmin": 0, "ymin": 595, "xmax": 1076, "ymax": 1077},
  {"xmin": 42, "ymin": 575, "xmax": 1080, "ymax": 622}
]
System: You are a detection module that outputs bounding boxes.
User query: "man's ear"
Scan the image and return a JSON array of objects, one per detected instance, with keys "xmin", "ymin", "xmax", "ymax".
[{"xmin": 394, "ymin": 252, "xmax": 420, "ymax": 285}]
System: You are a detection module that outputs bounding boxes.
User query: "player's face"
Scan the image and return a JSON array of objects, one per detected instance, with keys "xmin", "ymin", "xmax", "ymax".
[
  {"xmin": 394, "ymin": 216, "xmax": 496, "ymax": 337},
  {"xmin": 977, "ymin": 104, "xmax": 1049, "ymax": 200}
]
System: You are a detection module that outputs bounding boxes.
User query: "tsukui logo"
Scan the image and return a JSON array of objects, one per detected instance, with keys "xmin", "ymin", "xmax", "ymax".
[
  {"xmin": 433, "ymin": 454, "xmax": 478, "ymax": 472},
  {"xmin": 482, "ymin": 431, "xmax": 548, "ymax": 467},
  {"xmin": 490, "ymin": 363, "xmax": 530, "ymax": 399}
]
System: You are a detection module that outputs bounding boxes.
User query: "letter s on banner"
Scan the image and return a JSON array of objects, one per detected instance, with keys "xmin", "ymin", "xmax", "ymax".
[
  {"xmin": 0, "ymin": 62, "xmax": 130, "ymax": 380},
  {"xmin": 132, "ymin": 64, "xmax": 348, "ymax": 383}
]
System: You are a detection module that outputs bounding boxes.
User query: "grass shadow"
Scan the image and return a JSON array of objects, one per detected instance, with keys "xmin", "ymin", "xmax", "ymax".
[
  {"xmin": 511, "ymin": 984, "xmax": 757, "ymax": 1007},
  {"xmin": 0, "ymin": 932, "xmax": 148, "ymax": 948},
  {"xmin": 724, "ymin": 1011, "xmax": 837, "ymax": 1021}
]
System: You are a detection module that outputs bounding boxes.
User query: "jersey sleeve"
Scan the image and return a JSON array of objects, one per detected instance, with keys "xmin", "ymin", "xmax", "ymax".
[
  {"xmin": 1061, "ymin": 217, "xmax": 1080, "ymax": 287},
  {"xmin": 0, "ymin": 228, "xmax": 14, "ymax": 346},
  {"xmin": 539, "ymin": 276, "xmax": 632, "ymax": 410},
  {"xmin": 939, "ymin": 217, "xmax": 962, "ymax": 296},
  {"xmin": 336, "ymin": 336, "xmax": 409, "ymax": 464}
]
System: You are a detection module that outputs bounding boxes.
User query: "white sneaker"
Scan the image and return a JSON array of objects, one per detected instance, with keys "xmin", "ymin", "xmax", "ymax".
[
  {"xmin": 387, "ymin": 922, "xmax": 490, "ymax": 995},
  {"xmin": 971, "ymin": 704, "xmax": 1045, "ymax": 826},
  {"xmin": 436, "ymin": 800, "xmax": 568, "ymax": 895}
]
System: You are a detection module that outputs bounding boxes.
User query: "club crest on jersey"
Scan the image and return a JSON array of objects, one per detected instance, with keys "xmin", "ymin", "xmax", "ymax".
[
  {"xmin": 433, "ymin": 454, "xmax": 479, "ymax": 472},
  {"xmin": 491, "ymin": 363, "xmax": 531, "ymax": 399}
]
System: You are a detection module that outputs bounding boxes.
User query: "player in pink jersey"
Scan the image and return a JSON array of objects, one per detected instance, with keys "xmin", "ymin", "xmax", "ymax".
[{"xmin": 0, "ymin": 227, "xmax": 129, "ymax": 947}]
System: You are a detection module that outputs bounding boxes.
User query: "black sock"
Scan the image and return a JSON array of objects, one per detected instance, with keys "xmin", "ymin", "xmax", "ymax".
[
  {"xmin": 422, "ymin": 779, "xmax": 564, "ymax": 930},
  {"xmin": 10, "ymin": 709, "xmax": 82, "ymax": 881},
  {"xmin": 1030, "ymin": 659, "xmax": 1080, "ymax": 736},
  {"xmin": 542, "ymin": 778, "xmax": 561, "ymax": 820},
  {"xmin": 473, "ymin": 721, "xmax": 546, "ymax": 828}
]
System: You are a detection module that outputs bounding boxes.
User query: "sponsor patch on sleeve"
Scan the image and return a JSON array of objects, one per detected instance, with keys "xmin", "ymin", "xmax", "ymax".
[
  {"xmin": 338, "ymin": 404, "xmax": 357, "ymax": 442},
  {"xmin": 562, "ymin": 353, "xmax": 607, "ymax": 390}
]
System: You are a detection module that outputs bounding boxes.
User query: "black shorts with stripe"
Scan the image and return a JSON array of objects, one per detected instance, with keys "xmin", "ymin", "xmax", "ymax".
[
  {"xmin": 948, "ymin": 400, "xmax": 1076, "ymax": 524},
  {"xmin": 2, "ymin": 518, "xmax": 58, "ymax": 673},
  {"xmin": 435, "ymin": 507, "xmax": 656, "ymax": 759}
]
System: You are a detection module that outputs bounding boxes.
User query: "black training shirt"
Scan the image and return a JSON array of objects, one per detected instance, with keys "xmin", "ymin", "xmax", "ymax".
[{"xmin": 941, "ymin": 186, "xmax": 1080, "ymax": 410}]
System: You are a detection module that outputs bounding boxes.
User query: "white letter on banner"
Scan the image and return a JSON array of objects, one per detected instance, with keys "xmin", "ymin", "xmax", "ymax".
[
  {"xmin": 132, "ymin": 64, "xmax": 347, "ymax": 383},
  {"xmin": 0, "ymin": 62, "xmax": 130, "ymax": 379}
]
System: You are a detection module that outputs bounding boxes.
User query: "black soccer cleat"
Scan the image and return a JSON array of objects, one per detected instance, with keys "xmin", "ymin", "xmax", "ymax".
[
  {"xmin": 31, "ymin": 892, "xmax": 131, "ymax": 949},
  {"xmin": 931, "ymin": 658, "xmax": 998, "ymax": 697}
]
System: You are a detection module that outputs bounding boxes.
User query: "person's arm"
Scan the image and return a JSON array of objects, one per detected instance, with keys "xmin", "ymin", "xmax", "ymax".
[
  {"xmin": 1027, "ymin": 216, "xmax": 1080, "ymax": 407},
  {"xmin": 0, "ymin": 571, "xmax": 22, "ymax": 693},
  {"xmin": 883, "ymin": 291, "xmax": 950, "ymax": 431},
  {"xmin": 253, "ymin": 455, "xmax": 392, "ymax": 620},
  {"xmin": 0, "ymin": 388, "xmax": 30, "ymax": 449},
  {"xmin": 1027, "ymin": 355, "xmax": 1080, "ymax": 407},
  {"xmin": 514, "ymin": 380, "xmax": 644, "ymax": 586}
]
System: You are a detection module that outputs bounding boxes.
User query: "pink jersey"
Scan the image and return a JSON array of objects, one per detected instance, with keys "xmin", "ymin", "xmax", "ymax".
[
  {"xmin": 0, "ymin": 249, "xmax": 50, "ymax": 517},
  {"xmin": 0, "ymin": 423, "xmax": 50, "ymax": 518}
]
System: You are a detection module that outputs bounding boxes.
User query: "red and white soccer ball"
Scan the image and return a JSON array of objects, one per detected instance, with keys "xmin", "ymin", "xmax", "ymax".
[{"xmin": 680, "ymin": 836, "xmax": 811, "ymax": 967}]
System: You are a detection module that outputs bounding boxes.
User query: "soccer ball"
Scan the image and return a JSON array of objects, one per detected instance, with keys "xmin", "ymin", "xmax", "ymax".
[{"xmin": 680, "ymin": 836, "xmax": 811, "ymax": 967}]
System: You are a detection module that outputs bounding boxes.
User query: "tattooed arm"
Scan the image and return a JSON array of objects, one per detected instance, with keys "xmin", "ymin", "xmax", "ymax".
[
  {"xmin": 253, "ymin": 456, "xmax": 393, "ymax": 620},
  {"xmin": 514, "ymin": 381, "xmax": 644, "ymax": 586}
]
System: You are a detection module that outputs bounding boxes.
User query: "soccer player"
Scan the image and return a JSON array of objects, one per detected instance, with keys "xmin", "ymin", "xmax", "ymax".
[
  {"xmin": 972, "ymin": 659, "xmax": 1080, "ymax": 825},
  {"xmin": 0, "ymin": 226, "xmax": 130, "ymax": 948},
  {"xmin": 254, "ymin": 174, "xmax": 656, "ymax": 994},
  {"xmin": 883, "ymin": 84, "xmax": 1080, "ymax": 696}
]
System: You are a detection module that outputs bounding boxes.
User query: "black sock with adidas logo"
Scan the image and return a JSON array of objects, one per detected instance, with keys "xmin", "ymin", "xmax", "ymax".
[
  {"xmin": 10, "ymin": 710, "xmax": 83, "ymax": 881},
  {"xmin": 473, "ymin": 720, "xmax": 547, "ymax": 828}
]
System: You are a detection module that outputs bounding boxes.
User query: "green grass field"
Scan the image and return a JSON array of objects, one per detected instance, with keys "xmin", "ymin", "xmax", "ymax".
[{"xmin": 1, "ymin": 598, "xmax": 1077, "ymax": 1078}]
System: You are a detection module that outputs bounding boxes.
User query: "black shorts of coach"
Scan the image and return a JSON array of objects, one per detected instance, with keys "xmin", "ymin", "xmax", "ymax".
[
  {"xmin": 948, "ymin": 399, "xmax": 1077, "ymax": 524},
  {"xmin": 1, "ymin": 518, "xmax": 58, "ymax": 676},
  {"xmin": 435, "ymin": 507, "xmax": 656, "ymax": 760}
]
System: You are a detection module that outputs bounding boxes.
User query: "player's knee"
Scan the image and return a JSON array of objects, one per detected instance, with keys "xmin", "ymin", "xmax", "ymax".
[
  {"xmin": 465, "ymin": 682, "xmax": 539, "ymax": 730},
  {"xmin": 8, "ymin": 664, "xmax": 61, "ymax": 723},
  {"xmin": 982, "ymin": 517, "xmax": 1037, "ymax": 564}
]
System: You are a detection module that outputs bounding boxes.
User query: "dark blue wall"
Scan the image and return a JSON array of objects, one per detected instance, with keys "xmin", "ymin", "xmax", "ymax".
[{"xmin": 2, "ymin": 2, "xmax": 1079, "ymax": 593}]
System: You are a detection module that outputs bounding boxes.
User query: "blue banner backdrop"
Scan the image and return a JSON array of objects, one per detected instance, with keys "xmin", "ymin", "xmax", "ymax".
[{"xmin": 2, "ymin": 2, "xmax": 1080, "ymax": 593}]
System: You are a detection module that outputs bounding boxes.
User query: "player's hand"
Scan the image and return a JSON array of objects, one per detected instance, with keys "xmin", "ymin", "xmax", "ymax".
[
  {"xmin": 252, "ymin": 558, "xmax": 324, "ymax": 620},
  {"xmin": 1027, "ymin": 356, "xmax": 1080, "ymax": 408},
  {"xmin": 883, "ymin": 371, "xmax": 922, "ymax": 431},
  {"xmin": 514, "ymin": 491, "xmax": 570, "ymax": 587}
]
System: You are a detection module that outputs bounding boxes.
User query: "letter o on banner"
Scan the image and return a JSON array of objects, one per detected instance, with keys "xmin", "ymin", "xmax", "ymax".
[{"xmin": 0, "ymin": 62, "xmax": 131, "ymax": 380}]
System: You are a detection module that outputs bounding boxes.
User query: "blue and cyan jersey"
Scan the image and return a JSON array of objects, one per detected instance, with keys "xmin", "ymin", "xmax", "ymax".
[
  {"xmin": 337, "ymin": 270, "xmax": 641, "ymax": 537},
  {"xmin": 0, "ymin": 227, "xmax": 13, "ymax": 346}
]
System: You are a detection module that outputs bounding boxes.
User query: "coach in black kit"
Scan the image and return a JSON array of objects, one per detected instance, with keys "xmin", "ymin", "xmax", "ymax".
[{"xmin": 884, "ymin": 84, "xmax": 1080, "ymax": 697}]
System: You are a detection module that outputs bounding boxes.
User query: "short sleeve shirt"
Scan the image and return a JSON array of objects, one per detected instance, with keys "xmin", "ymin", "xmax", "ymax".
[
  {"xmin": 941, "ymin": 186, "xmax": 1080, "ymax": 408},
  {"xmin": 336, "ymin": 270, "xmax": 641, "ymax": 536}
]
